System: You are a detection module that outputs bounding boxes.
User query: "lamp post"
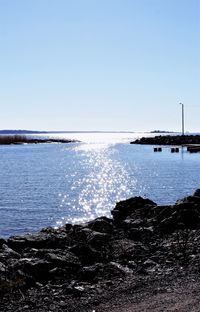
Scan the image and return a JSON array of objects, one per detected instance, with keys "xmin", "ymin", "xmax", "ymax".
[{"xmin": 179, "ymin": 103, "xmax": 184, "ymax": 136}]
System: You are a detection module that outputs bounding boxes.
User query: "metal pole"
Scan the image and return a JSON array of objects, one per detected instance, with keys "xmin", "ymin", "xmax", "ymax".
[{"xmin": 180, "ymin": 103, "xmax": 184, "ymax": 136}]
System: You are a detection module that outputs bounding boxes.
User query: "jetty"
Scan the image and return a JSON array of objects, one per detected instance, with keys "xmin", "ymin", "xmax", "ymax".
[{"xmin": 131, "ymin": 135, "xmax": 200, "ymax": 152}]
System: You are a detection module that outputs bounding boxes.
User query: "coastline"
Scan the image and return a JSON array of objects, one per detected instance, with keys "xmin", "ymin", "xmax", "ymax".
[
  {"xmin": 0, "ymin": 135, "xmax": 78, "ymax": 145},
  {"xmin": 131, "ymin": 134, "xmax": 200, "ymax": 146},
  {"xmin": 1, "ymin": 191, "xmax": 200, "ymax": 311}
]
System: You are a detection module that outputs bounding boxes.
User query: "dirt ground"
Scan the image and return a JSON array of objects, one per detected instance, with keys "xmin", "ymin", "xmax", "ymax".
[
  {"xmin": 93, "ymin": 275, "xmax": 200, "ymax": 312},
  {"xmin": 1, "ymin": 274, "xmax": 200, "ymax": 311}
]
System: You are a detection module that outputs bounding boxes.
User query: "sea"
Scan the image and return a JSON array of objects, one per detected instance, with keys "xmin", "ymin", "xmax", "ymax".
[{"xmin": 1, "ymin": 131, "xmax": 200, "ymax": 238}]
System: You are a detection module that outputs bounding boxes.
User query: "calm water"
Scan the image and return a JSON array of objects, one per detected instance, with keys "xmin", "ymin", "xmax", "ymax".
[{"xmin": 1, "ymin": 132, "xmax": 200, "ymax": 238}]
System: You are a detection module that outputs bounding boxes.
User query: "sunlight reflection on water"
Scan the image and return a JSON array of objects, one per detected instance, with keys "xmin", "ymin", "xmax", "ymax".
[{"xmin": 56, "ymin": 139, "xmax": 136, "ymax": 226}]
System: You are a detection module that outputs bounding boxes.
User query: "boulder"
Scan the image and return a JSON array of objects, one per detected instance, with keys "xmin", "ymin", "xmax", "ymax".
[
  {"xmin": 7, "ymin": 237, "xmax": 28, "ymax": 251},
  {"xmin": 176, "ymin": 195, "xmax": 200, "ymax": 205},
  {"xmin": 109, "ymin": 239, "xmax": 136, "ymax": 262},
  {"xmin": 70, "ymin": 227, "xmax": 93, "ymax": 242},
  {"xmin": 159, "ymin": 216, "xmax": 178, "ymax": 234},
  {"xmin": 0, "ymin": 244, "xmax": 21, "ymax": 262},
  {"xmin": 97, "ymin": 262, "xmax": 131, "ymax": 280},
  {"xmin": 175, "ymin": 204, "xmax": 200, "ymax": 229},
  {"xmin": 0, "ymin": 261, "xmax": 6, "ymax": 273},
  {"xmin": 194, "ymin": 189, "xmax": 200, "ymax": 197},
  {"xmin": 127, "ymin": 226, "xmax": 154, "ymax": 242},
  {"xmin": 16, "ymin": 258, "xmax": 54, "ymax": 282},
  {"xmin": 8, "ymin": 232, "xmax": 69, "ymax": 251},
  {"xmin": 111, "ymin": 197, "xmax": 156, "ymax": 223},
  {"xmin": 87, "ymin": 217, "xmax": 113, "ymax": 234},
  {"xmin": 65, "ymin": 223, "xmax": 73, "ymax": 232},
  {"xmin": 49, "ymin": 267, "xmax": 68, "ymax": 281},
  {"xmin": 45, "ymin": 252, "xmax": 80, "ymax": 269},
  {"xmin": 87, "ymin": 231, "xmax": 110, "ymax": 250},
  {"xmin": 79, "ymin": 263, "xmax": 103, "ymax": 282},
  {"xmin": 69, "ymin": 244, "xmax": 102, "ymax": 265},
  {"xmin": 123, "ymin": 219, "xmax": 144, "ymax": 229},
  {"xmin": 108, "ymin": 239, "xmax": 148, "ymax": 264},
  {"xmin": 143, "ymin": 259, "xmax": 158, "ymax": 268},
  {"xmin": 0, "ymin": 239, "xmax": 6, "ymax": 248}
]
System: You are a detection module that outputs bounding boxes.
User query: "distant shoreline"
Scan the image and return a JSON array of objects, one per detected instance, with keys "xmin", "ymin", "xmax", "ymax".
[
  {"xmin": 0, "ymin": 130, "xmax": 136, "ymax": 134},
  {"xmin": 0, "ymin": 129, "xmax": 184, "ymax": 135}
]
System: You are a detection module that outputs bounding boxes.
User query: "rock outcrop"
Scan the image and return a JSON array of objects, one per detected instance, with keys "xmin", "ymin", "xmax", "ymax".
[
  {"xmin": 131, "ymin": 135, "xmax": 200, "ymax": 145},
  {"xmin": 1, "ymin": 190, "xmax": 200, "ymax": 311}
]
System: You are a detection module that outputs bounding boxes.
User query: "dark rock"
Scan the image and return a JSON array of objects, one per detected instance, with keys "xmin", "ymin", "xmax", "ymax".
[
  {"xmin": 109, "ymin": 239, "xmax": 136, "ymax": 262},
  {"xmin": 8, "ymin": 232, "xmax": 69, "ymax": 251},
  {"xmin": 65, "ymin": 223, "xmax": 73, "ymax": 232},
  {"xmin": 0, "ymin": 244, "xmax": 21, "ymax": 262},
  {"xmin": 69, "ymin": 244, "xmax": 102, "ymax": 265},
  {"xmin": 194, "ymin": 189, "xmax": 200, "ymax": 197},
  {"xmin": 98, "ymin": 262, "xmax": 130, "ymax": 279},
  {"xmin": 148, "ymin": 205, "xmax": 173, "ymax": 223},
  {"xmin": 45, "ymin": 252, "xmax": 80, "ymax": 269},
  {"xmin": 16, "ymin": 258, "xmax": 54, "ymax": 282},
  {"xmin": 2, "ymin": 190, "xmax": 200, "ymax": 310},
  {"xmin": 123, "ymin": 219, "xmax": 144, "ymax": 229},
  {"xmin": 0, "ymin": 239, "xmax": 6, "ymax": 248},
  {"xmin": 71, "ymin": 224, "xmax": 84, "ymax": 232},
  {"xmin": 40, "ymin": 226, "xmax": 56, "ymax": 234},
  {"xmin": 87, "ymin": 217, "xmax": 113, "ymax": 234},
  {"xmin": 127, "ymin": 260, "xmax": 137, "ymax": 269},
  {"xmin": 66, "ymin": 283, "xmax": 85, "ymax": 297},
  {"xmin": 70, "ymin": 227, "xmax": 93, "ymax": 242},
  {"xmin": 111, "ymin": 197, "xmax": 156, "ymax": 223},
  {"xmin": 79, "ymin": 264, "xmax": 102, "ymax": 282},
  {"xmin": 7, "ymin": 237, "xmax": 28, "ymax": 251},
  {"xmin": 109, "ymin": 239, "xmax": 148, "ymax": 264},
  {"xmin": 127, "ymin": 226, "xmax": 154, "ymax": 241},
  {"xmin": 176, "ymin": 195, "xmax": 200, "ymax": 205},
  {"xmin": 87, "ymin": 231, "xmax": 110, "ymax": 250},
  {"xmin": 0, "ymin": 262, "xmax": 7, "ymax": 284},
  {"xmin": 159, "ymin": 216, "xmax": 178, "ymax": 234},
  {"xmin": 0, "ymin": 261, "xmax": 6, "ymax": 273},
  {"xmin": 49, "ymin": 267, "xmax": 68, "ymax": 281},
  {"xmin": 143, "ymin": 259, "xmax": 158, "ymax": 268},
  {"xmin": 14, "ymin": 269, "xmax": 36, "ymax": 288},
  {"xmin": 174, "ymin": 203, "xmax": 200, "ymax": 229}
]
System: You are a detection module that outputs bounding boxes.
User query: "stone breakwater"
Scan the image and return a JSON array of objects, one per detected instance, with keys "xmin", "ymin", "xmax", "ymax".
[
  {"xmin": 131, "ymin": 135, "xmax": 200, "ymax": 145},
  {"xmin": 2, "ymin": 191, "xmax": 200, "ymax": 311}
]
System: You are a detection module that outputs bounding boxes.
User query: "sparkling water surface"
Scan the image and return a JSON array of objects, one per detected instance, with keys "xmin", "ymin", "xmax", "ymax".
[{"xmin": 1, "ymin": 132, "xmax": 200, "ymax": 238}]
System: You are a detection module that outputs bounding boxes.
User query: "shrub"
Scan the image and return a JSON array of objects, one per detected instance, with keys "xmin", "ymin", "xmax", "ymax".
[{"xmin": 0, "ymin": 135, "xmax": 29, "ymax": 145}]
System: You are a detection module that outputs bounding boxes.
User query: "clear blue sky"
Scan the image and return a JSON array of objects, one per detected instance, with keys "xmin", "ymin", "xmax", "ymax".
[{"xmin": 0, "ymin": 0, "xmax": 199, "ymax": 132}]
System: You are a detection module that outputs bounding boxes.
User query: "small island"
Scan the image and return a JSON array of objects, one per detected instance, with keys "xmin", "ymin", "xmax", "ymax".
[
  {"xmin": 0, "ymin": 135, "xmax": 78, "ymax": 145},
  {"xmin": 150, "ymin": 130, "xmax": 176, "ymax": 134}
]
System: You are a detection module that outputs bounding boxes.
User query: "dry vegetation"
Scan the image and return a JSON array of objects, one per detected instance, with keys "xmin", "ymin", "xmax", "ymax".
[
  {"xmin": 0, "ymin": 135, "xmax": 75, "ymax": 145},
  {"xmin": 0, "ymin": 135, "xmax": 30, "ymax": 144}
]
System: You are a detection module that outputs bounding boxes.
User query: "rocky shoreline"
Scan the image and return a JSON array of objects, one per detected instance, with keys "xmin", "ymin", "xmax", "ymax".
[
  {"xmin": 2, "ymin": 191, "xmax": 200, "ymax": 311},
  {"xmin": 131, "ymin": 134, "xmax": 200, "ymax": 145},
  {"xmin": 0, "ymin": 136, "xmax": 78, "ymax": 145}
]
